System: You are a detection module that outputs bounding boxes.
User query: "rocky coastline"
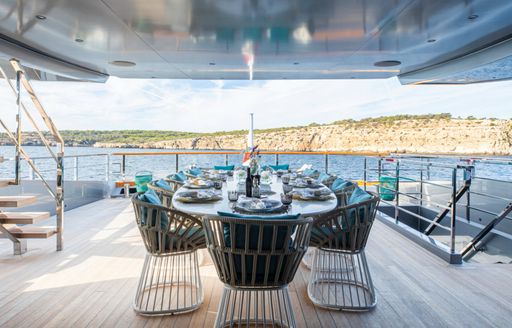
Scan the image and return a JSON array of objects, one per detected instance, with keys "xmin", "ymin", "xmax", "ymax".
[{"xmin": 93, "ymin": 119, "xmax": 512, "ymax": 155}]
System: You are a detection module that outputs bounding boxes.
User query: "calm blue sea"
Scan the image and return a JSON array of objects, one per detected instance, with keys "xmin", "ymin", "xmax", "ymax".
[{"xmin": 1, "ymin": 146, "xmax": 511, "ymax": 182}]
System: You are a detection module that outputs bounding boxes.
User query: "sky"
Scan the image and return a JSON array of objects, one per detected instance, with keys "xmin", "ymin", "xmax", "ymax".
[{"xmin": 0, "ymin": 77, "xmax": 511, "ymax": 133}]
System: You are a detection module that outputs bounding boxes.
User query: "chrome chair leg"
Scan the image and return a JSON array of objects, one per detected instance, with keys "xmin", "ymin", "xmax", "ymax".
[
  {"xmin": 215, "ymin": 286, "xmax": 296, "ymax": 328},
  {"xmin": 134, "ymin": 250, "xmax": 204, "ymax": 316},
  {"xmin": 308, "ymin": 248, "xmax": 376, "ymax": 311}
]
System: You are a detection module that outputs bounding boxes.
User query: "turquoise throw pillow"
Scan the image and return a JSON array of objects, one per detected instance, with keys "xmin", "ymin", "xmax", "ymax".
[
  {"xmin": 347, "ymin": 187, "xmax": 373, "ymax": 223},
  {"xmin": 214, "ymin": 165, "xmax": 235, "ymax": 171},
  {"xmin": 188, "ymin": 168, "xmax": 203, "ymax": 177},
  {"xmin": 269, "ymin": 164, "xmax": 289, "ymax": 171},
  {"xmin": 155, "ymin": 179, "xmax": 172, "ymax": 190},
  {"xmin": 348, "ymin": 187, "xmax": 372, "ymax": 205},
  {"xmin": 138, "ymin": 189, "xmax": 168, "ymax": 229},
  {"xmin": 217, "ymin": 211, "xmax": 299, "ymax": 249},
  {"xmin": 318, "ymin": 172, "xmax": 331, "ymax": 183},
  {"xmin": 303, "ymin": 168, "xmax": 317, "ymax": 176},
  {"xmin": 331, "ymin": 178, "xmax": 354, "ymax": 192},
  {"xmin": 217, "ymin": 211, "xmax": 300, "ymax": 283},
  {"xmin": 167, "ymin": 171, "xmax": 186, "ymax": 182}
]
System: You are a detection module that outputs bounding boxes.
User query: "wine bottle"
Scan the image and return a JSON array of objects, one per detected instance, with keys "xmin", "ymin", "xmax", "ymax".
[{"xmin": 245, "ymin": 167, "xmax": 252, "ymax": 197}]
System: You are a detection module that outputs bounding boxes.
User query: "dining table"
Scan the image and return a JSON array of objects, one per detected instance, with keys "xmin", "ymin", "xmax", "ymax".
[{"xmin": 172, "ymin": 174, "xmax": 337, "ymax": 218}]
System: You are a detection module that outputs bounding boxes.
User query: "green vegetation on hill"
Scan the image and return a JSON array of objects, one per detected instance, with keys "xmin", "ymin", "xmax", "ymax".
[{"xmin": 0, "ymin": 114, "xmax": 508, "ymax": 146}]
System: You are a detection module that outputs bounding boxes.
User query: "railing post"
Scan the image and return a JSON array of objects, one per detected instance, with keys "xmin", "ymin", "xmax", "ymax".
[
  {"xmin": 363, "ymin": 157, "xmax": 367, "ymax": 190},
  {"xmin": 225, "ymin": 153, "xmax": 228, "ymax": 166},
  {"xmin": 325, "ymin": 154, "xmax": 329, "ymax": 173},
  {"xmin": 377, "ymin": 158, "xmax": 382, "ymax": 195},
  {"xmin": 450, "ymin": 168, "xmax": 457, "ymax": 254},
  {"xmin": 427, "ymin": 159, "xmax": 431, "ymax": 180},
  {"xmin": 175, "ymin": 154, "xmax": 179, "ymax": 172},
  {"xmin": 15, "ymin": 70, "xmax": 21, "ymax": 185},
  {"xmin": 74, "ymin": 157, "xmax": 78, "ymax": 181},
  {"xmin": 395, "ymin": 160, "xmax": 400, "ymax": 223},
  {"xmin": 56, "ymin": 151, "xmax": 64, "ymax": 251},
  {"xmin": 275, "ymin": 154, "xmax": 279, "ymax": 166},
  {"xmin": 419, "ymin": 166, "xmax": 424, "ymax": 209},
  {"xmin": 122, "ymin": 155, "xmax": 129, "ymax": 198}
]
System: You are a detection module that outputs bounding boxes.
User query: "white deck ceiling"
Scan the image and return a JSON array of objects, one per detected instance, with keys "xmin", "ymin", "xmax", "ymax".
[{"xmin": 1, "ymin": 0, "xmax": 512, "ymax": 84}]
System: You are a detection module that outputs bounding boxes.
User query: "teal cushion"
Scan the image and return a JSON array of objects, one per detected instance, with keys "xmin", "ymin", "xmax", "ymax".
[
  {"xmin": 165, "ymin": 226, "xmax": 203, "ymax": 251},
  {"xmin": 348, "ymin": 187, "xmax": 372, "ymax": 205},
  {"xmin": 311, "ymin": 226, "xmax": 350, "ymax": 247},
  {"xmin": 155, "ymin": 179, "xmax": 172, "ymax": 190},
  {"xmin": 347, "ymin": 187, "xmax": 373, "ymax": 222},
  {"xmin": 269, "ymin": 164, "xmax": 289, "ymax": 171},
  {"xmin": 138, "ymin": 189, "xmax": 168, "ymax": 229},
  {"xmin": 214, "ymin": 165, "xmax": 235, "ymax": 171},
  {"xmin": 167, "ymin": 171, "xmax": 187, "ymax": 182},
  {"xmin": 303, "ymin": 168, "xmax": 319, "ymax": 177},
  {"xmin": 218, "ymin": 211, "xmax": 299, "ymax": 248},
  {"xmin": 217, "ymin": 211, "xmax": 299, "ymax": 283},
  {"xmin": 188, "ymin": 168, "xmax": 203, "ymax": 177},
  {"xmin": 331, "ymin": 178, "xmax": 354, "ymax": 192},
  {"xmin": 318, "ymin": 172, "xmax": 331, "ymax": 183}
]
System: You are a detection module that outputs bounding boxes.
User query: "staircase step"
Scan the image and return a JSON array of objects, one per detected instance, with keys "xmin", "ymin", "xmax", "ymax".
[
  {"xmin": 1, "ymin": 226, "xmax": 56, "ymax": 239},
  {"xmin": 0, "ymin": 212, "xmax": 50, "ymax": 224},
  {"xmin": 0, "ymin": 196, "xmax": 38, "ymax": 207}
]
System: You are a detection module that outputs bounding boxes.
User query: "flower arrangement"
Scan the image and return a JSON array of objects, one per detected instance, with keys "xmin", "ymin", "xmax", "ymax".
[{"xmin": 243, "ymin": 145, "xmax": 260, "ymax": 176}]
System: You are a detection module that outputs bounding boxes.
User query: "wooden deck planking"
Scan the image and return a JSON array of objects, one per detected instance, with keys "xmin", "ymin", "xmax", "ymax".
[{"xmin": 1, "ymin": 198, "xmax": 511, "ymax": 328}]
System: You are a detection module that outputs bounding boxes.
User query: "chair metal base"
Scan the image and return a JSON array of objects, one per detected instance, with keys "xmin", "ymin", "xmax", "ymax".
[
  {"xmin": 301, "ymin": 247, "xmax": 315, "ymax": 269},
  {"xmin": 134, "ymin": 250, "xmax": 203, "ymax": 316},
  {"xmin": 308, "ymin": 248, "xmax": 376, "ymax": 311},
  {"xmin": 215, "ymin": 285, "xmax": 296, "ymax": 328}
]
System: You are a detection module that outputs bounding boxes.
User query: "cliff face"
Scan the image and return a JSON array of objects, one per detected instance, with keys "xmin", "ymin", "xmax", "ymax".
[{"xmin": 95, "ymin": 119, "xmax": 512, "ymax": 155}]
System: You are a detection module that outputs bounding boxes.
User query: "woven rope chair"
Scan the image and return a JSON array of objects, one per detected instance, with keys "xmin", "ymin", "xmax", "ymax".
[
  {"xmin": 302, "ymin": 186, "xmax": 356, "ymax": 269},
  {"xmin": 147, "ymin": 182, "xmax": 175, "ymax": 208},
  {"xmin": 131, "ymin": 194, "xmax": 206, "ymax": 315},
  {"xmin": 203, "ymin": 215, "xmax": 313, "ymax": 328},
  {"xmin": 308, "ymin": 192, "xmax": 380, "ymax": 311}
]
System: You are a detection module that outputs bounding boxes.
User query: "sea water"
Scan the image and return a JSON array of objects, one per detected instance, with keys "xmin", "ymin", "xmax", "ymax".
[{"xmin": 0, "ymin": 146, "xmax": 511, "ymax": 182}]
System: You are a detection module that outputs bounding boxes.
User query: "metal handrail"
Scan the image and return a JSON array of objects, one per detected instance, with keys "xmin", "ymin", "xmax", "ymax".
[
  {"xmin": 0, "ymin": 59, "xmax": 65, "ymax": 253},
  {"xmin": 374, "ymin": 155, "xmax": 512, "ymax": 263}
]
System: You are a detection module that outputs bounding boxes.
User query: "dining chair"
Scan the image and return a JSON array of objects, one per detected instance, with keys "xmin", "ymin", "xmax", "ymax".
[
  {"xmin": 301, "ymin": 181, "xmax": 356, "ymax": 269},
  {"xmin": 147, "ymin": 180, "xmax": 175, "ymax": 208},
  {"xmin": 308, "ymin": 191, "xmax": 380, "ymax": 311},
  {"xmin": 131, "ymin": 192, "xmax": 206, "ymax": 315},
  {"xmin": 203, "ymin": 213, "xmax": 313, "ymax": 328}
]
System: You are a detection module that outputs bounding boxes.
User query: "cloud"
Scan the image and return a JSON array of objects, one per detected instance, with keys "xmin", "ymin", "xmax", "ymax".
[{"xmin": 0, "ymin": 77, "xmax": 510, "ymax": 133}]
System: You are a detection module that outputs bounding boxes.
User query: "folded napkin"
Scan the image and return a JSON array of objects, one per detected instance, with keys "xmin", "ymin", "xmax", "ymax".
[{"xmin": 297, "ymin": 164, "xmax": 313, "ymax": 172}]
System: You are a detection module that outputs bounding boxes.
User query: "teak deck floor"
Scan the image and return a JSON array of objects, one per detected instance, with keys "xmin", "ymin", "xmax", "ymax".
[{"xmin": 1, "ymin": 198, "xmax": 511, "ymax": 328}]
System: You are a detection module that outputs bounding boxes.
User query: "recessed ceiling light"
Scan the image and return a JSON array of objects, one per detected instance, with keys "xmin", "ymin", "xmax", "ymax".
[
  {"xmin": 374, "ymin": 60, "xmax": 402, "ymax": 67},
  {"xmin": 468, "ymin": 14, "xmax": 478, "ymax": 20},
  {"xmin": 293, "ymin": 62, "xmax": 299, "ymax": 65},
  {"xmin": 209, "ymin": 62, "xmax": 216, "ymax": 66},
  {"xmin": 35, "ymin": 15, "xmax": 46, "ymax": 20},
  {"xmin": 75, "ymin": 38, "xmax": 84, "ymax": 43},
  {"xmin": 109, "ymin": 60, "xmax": 136, "ymax": 67},
  {"xmin": 427, "ymin": 39, "xmax": 436, "ymax": 43}
]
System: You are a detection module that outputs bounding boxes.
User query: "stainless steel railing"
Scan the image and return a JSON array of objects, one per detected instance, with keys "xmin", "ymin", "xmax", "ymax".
[
  {"xmin": 365, "ymin": 155, "xmax": 512, "ymax": 263},
  {"xmin": 0, "ymin": 59, "xmax": 65, "ymax": 252}
]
